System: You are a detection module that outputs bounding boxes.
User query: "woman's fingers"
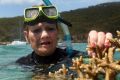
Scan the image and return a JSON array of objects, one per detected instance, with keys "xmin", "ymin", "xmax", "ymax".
[
  {"xmin": 87, "ymin": 30, "xmax": 113, "ymax": 57},
  {"xmin": 97, "ymin": 32, "xmax": 106, "ymax": 48},
  {"xmin": 87, "ymin": 30, "xmax": 98, "ymax": 57},
  {"xmin": 104, "ymin": 32, "xmax": 113, "ymax": 47},
  {"xmin": 88, "ymin": 30, "xmax": 98, "ymax": 48}
]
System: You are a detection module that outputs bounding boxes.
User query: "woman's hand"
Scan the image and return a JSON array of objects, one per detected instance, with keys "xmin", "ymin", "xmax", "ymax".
[{"xmin": 87, "ymin": 30, "xmax": 113, "ymax": 57}]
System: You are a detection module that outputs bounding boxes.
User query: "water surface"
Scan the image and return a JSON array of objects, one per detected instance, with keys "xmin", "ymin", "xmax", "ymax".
[{"xmin": 0, "ymin": 43, "xmax": 120, "ymax": 80}]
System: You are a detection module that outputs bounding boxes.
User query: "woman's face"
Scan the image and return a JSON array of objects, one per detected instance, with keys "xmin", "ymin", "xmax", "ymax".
[{"xmin": 24, "ymin": 22, "xmax": 58, "ymax": 56}]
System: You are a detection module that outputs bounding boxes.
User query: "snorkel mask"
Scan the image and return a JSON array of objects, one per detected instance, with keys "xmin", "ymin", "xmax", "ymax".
[{"xmin": 24, "ymin": 5, "xmax": 58, "ymax": 25}]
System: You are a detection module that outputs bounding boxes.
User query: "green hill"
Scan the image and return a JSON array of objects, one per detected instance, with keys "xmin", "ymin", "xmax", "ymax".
[
  {"xmin": 61, "ymin": 2, "xmax": 120, "ymax": 40},
  {"xmin": 0, "ymin": 16, "xmax": 24, "ymax": 41},
  {"xmin": 0, "ymin": 2, "xmax": 120, "ymax": 42}
]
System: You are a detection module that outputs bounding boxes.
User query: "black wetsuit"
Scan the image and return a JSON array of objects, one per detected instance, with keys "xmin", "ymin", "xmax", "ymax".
[
  {"xmin": 16, "ymin": 48, "xmax": 86, "ymax": 74},
  {"xmin": 16, "ymin": 48, "xmax": 69, "ymax": 65}
]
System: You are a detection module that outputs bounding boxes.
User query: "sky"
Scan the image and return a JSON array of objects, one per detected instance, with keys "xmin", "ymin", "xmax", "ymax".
[{"xmin": 0, "ymin": 0, "xmax": 120, "ymax": 18}]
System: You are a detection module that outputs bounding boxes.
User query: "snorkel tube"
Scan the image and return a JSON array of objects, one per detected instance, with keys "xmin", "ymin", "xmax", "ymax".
[{"xmin": 42, "ymin": 0, "xmax": 73, "ymax": 57}]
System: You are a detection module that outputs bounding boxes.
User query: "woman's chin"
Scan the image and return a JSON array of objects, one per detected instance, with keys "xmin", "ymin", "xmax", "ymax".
[{"xmin": 37, "ymin": 48, "xmax": 54, "ymax": 56}]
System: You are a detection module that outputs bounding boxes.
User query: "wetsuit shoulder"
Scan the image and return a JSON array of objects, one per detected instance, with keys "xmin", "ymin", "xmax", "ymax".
[
  {"xmin": 16, "ymin": 48, "xmax": 87, "ymax": 66},
  {"xmin": 16, "ymin": 53, "xmax": 33, "ymax": 65}
]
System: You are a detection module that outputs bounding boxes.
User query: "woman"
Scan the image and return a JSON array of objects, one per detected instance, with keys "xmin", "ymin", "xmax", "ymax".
[
  {"xmin": 17, "ymin": 5, "xmax": 73, "ymax": 65},
  {"xmin": 16, "ymin": 5, "xmax": 110, "ymax": 73},
  {"xmin": 16, "ymin": 21, "xmax": 73, "ymax": 65},
  {"xmin": 16, "ymin": 5, "xmax": 81, "ymax": 71}
]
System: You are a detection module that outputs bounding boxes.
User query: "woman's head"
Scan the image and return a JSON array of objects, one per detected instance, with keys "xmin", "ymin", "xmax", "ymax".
[{"xmin": 24, "ymin": 22, "xmax": 59, "ymax": 56}]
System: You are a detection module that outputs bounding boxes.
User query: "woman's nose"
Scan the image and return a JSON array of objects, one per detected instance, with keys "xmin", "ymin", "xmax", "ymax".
[{"xmin": 40, "ymin": 30, "xmax": 49, "ymax": 38}]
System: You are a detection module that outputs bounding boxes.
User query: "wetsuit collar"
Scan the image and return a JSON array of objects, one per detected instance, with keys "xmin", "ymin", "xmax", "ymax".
[{"xmin": 32, "ymin": 48, "xmax": 67, "ymax": 64}]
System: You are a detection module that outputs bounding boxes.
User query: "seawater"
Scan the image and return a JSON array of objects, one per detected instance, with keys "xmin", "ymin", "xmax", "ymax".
[
  {"xmin": 0, "ymin": 44, "xmax": 33, "ymax": 80},
  {"xmin": 0, "ymin": 43, "xmax": 120, "ymax": 80}
]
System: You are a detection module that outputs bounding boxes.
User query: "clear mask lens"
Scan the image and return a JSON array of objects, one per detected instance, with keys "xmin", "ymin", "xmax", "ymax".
[
  {"xmin": 25, "ymin": 9, "xmax": 39, "ymax": 18},
  {"xmin": 43, "ymin": 7, "xmax": 57, "ymax": 16}
]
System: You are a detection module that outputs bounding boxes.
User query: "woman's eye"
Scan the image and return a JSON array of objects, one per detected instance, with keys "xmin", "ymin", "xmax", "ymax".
[
  {"xmin": 32, "ymin": 27, "xmax": 56, "ymax": 33},
  {"xmin": 32, "ymin": 29, "xmax": 42, "ymax": 33},
  {"xmin": 47, "ymin": 28, "xmax": 56, "ymax": 32}
]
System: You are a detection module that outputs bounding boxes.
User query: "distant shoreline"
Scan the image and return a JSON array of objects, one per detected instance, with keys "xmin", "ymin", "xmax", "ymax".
[
  {"xmin": 0, "ymin": 41, "xmax": 87, "ymax": 45},
  {"xmin": 0, "ymin": 42, "xmax": 11, "ymax": 45}
]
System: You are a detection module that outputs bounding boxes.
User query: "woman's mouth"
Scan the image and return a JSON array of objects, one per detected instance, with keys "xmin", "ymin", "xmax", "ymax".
[{"xmin": 40, "ymin": 41, "xmax": 51, "ymax": 46}]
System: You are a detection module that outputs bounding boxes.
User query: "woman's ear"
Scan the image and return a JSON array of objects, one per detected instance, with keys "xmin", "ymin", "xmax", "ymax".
[{"xmin": 24, "ymin": 31, "xmax": 30, "ymax": 43}]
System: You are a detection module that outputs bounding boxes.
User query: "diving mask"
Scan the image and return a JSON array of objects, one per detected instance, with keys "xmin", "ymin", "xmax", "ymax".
[{"xmin": 24, "ymin": 5, "xmax": 58, "ymax": 25}]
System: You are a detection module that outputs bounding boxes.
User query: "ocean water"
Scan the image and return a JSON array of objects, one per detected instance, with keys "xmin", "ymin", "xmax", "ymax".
[{"xmin": 0, "ymin": 43, "xmax": 120, "ymax": 80}]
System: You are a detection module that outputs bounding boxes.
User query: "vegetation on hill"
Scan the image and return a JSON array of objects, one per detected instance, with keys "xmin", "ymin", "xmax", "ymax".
[
  {"xmin": 0, "ymin": 2, "xmax": 120, "ymax": 42},
  {"xmin": 0, "ymin": 16, "xmax": 24, "ymax": 41}
]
